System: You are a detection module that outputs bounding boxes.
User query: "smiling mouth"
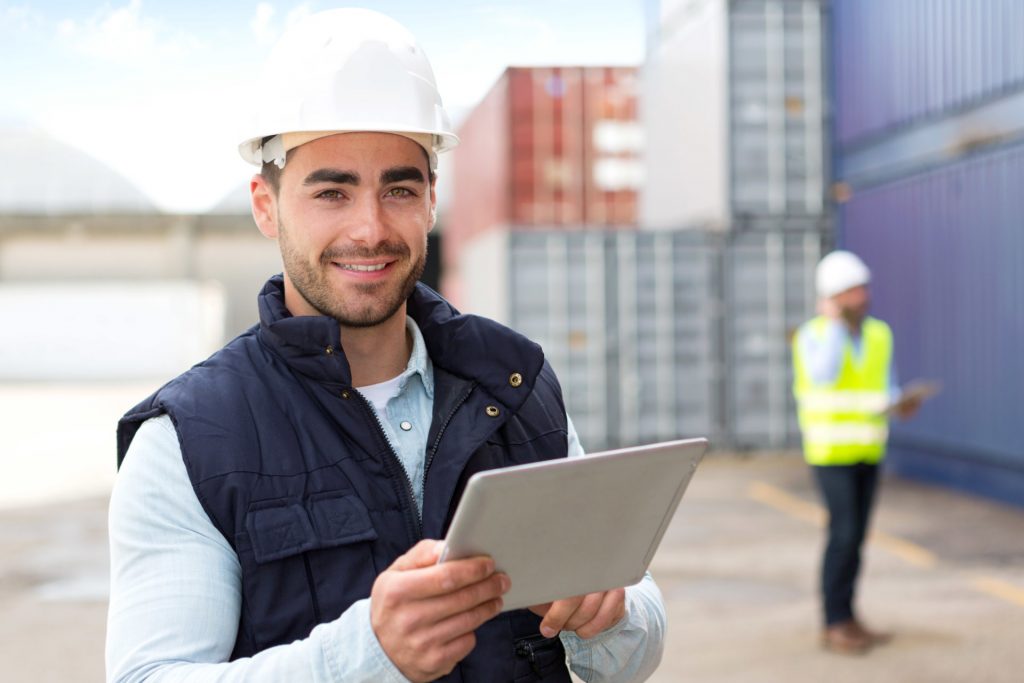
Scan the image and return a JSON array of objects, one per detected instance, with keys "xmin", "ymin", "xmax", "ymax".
[{"xmin": 336, "ymin": 263, "xmax": 388, "ymax": 272}]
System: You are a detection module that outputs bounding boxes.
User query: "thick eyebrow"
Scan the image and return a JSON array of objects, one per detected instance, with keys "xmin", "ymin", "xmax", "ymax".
[
  {"xmin": 303, "ymin": 169, "xmax": 360, "ymax": 186},
  {"xmin": 380, "ymin": 166, "xmax": 425, "ymax": 185},
  {"xmin": 301, "ymin": 166, "xmax": 426, "ymax": 187}
]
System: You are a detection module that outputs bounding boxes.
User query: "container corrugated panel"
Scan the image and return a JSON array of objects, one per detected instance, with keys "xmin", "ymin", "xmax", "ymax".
[
  {"xmin": 506, "ymin": 230, "xmax": 720, "ymax": 451},
  {"xmin": 839, "ymin": 141, "xmax": 1024, "ymax": 502},
  {"xmin": 834, "ymin": 0, "xmax": 1024, "ymax": 146},
  {"xmin": 729, "ymin": 0, "xmax": 826, "ymax": 217},
  {"xmin": 724, "ymin": 228, "xmax": 823, "ymax": 448},
  {"xmin": 508, "ymin": 67, "xmax": 641, "ymax": 227}
]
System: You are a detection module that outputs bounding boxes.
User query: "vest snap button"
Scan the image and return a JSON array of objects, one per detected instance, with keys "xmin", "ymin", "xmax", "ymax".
[
  {"xmin": 325, "ymin": 345, "xmax": 334, "ymax": 355},
  {"xmin": 341, "ymin": 389, "xmax": 351, "ymax": 399},
  {"xmin": 509, "ymin": 372, "xmax": 523, "ymax": 387},
  {"xmin": 485, "ymin": 405, "xmax": 500, "ymax": 417}
]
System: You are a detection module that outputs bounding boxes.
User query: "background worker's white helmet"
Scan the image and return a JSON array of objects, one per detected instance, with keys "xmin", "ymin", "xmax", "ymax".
[
  {"xmin": 816, "ymin": 250, "xmax": 872, "ymax": 298},
  {"xmin": 238, "ymin": 8, "xmax": 458, "ymax": 171}
]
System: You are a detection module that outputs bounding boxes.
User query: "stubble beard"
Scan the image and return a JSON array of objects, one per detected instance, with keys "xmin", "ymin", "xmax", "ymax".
[{"xmin": 279, "ymin": 219, "xmax": 426, "ymax": 328}]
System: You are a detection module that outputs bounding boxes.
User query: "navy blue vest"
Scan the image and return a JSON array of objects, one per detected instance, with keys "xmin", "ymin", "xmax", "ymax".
[{"xmin": 117, "ymin": 276, "xmax": 572, "ymax": 682}]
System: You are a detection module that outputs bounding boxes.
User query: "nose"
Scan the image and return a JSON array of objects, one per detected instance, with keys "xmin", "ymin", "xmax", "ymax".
[{"xmin": 346, "ymin": 195, "xmax": 389, "ymax": 247}]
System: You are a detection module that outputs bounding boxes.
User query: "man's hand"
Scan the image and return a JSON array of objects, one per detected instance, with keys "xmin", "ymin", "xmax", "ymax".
[
  {"xmin": 817, "ymin": 297, "xmax": 841, "ymax": 319},
  {"xmin": 370, "ymin": 540, "xmax": 509, "ymax": 683},
  {"xmin": 529, "ymin": 588, "xmax": 627, "ymax": 640},
  {"xmin": 893, "ymin": 394, "xmax": 923, "ymax": 420}
]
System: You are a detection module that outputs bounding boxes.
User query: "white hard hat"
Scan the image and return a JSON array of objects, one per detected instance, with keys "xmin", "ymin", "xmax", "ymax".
[
  {"xmin": 816, "ymin": 250, "xmax": 871, "ymax": 298},
  {"xmin": 238, "ymin": 8, "xmax": 458, "ymax": 170}
]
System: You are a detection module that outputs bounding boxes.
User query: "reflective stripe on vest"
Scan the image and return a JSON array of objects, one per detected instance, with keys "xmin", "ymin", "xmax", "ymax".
[{"xmin": 792, "ymin": 316, "xmax": 893, "ymax": 466}]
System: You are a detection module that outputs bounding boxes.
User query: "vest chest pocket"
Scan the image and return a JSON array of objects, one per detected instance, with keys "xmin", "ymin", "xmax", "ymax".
[{"xmin": 236, "ymin": 492, "xmax": 380, "ymax": 651}]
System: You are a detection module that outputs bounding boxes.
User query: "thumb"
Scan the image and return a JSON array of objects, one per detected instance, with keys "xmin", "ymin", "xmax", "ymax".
[
  {"xmin": 528, "ymin": 602, "xmax": 552, "ymax": 617},
  {"xmin": 390, "ymin": 539, "xmax": 444, "ymax": 571}
]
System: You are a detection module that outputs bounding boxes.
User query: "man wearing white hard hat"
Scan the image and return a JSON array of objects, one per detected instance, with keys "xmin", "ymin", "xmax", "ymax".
[
  {"xmin": 792, "ymin": 250, "xmax": 921, "ymax": 655},
  {"xmin": 107, "ymin": 8, "xmax": 665, "ymax": 683}
]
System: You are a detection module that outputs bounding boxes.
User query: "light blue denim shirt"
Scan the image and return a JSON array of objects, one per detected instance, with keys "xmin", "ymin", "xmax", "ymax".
[
  {"xmin": 107, "ymin": 317, "xmax": 666, "ymax": 683},
  {"xmin": 796, "ymin": 317, "xmax": 899, "ymax": 399}
]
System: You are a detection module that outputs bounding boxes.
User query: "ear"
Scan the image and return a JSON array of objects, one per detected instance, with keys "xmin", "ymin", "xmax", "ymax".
[{"xmin": 250, "ymin": 174, "xmax": 279, "ymax": 239}]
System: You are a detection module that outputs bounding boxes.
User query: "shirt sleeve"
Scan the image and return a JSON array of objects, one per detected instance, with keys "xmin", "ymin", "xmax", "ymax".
[
  {"xmin": 106, "ymin": 415, "xmax": 409, "ymax": 683},
  {"xmin": 797, "ymin": 318, "xmax": 847, "ymax": 385},
  {"xmin": 559, "ymin": 415, "xmax": 667, "ymax": 683}
]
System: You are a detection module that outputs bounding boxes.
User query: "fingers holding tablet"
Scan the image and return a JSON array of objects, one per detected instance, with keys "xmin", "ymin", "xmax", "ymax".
[{"xmin": 371, "ymin": 540, "xmax": 510, "ymax": 682}]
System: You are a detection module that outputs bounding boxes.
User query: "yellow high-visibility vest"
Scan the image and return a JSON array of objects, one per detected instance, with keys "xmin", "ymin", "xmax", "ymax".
[{"xmin": 792, "ymin": 316, "xmax": 893, "ymax": 466}]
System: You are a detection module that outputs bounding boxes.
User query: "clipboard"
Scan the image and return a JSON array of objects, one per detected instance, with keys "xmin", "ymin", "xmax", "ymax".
[
  {"xmin": 885, "ymin": 379, "xmax": 942, "ymax": 416},
  {"xmin": 439, "ymin": 438, "xmax": 708, "ymax": 611}
]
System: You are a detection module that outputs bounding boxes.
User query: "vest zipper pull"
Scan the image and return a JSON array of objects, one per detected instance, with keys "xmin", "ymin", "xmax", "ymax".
[{"xmin": 514, "ymin": 639, "xmax": 542, "ymax": 677}]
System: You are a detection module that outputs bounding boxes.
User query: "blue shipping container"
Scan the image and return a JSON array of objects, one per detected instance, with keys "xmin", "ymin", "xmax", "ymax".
[
  {"xmin": 839, "ymin": 141, "xmax": 1024, "ymax": 506},
  {"xmin": 833, "ymin": 0, "xmax": 1024, "ymax": 146}
]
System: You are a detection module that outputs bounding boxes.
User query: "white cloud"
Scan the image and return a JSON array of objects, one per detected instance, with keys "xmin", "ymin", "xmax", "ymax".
[
  {"xmin": 57, "ymin": 0, "xmax": 201, "ymax": 63},
  {"xmin": 249, "ymin": 2, "xmax": 311, "ymax": 47},
  {"xmin": 284, "ymin": 3, "xmax": 312, "ymax": 29},
  {"xmin": 1, "ymin": 3, "xmax": 44, "ymax": 33},
  {"xmin": 250, "ymin": 3, "xmax": 276, "ymax": 45},
  {"xmin": 473, "ymin": 6, "xmax": 558, "ymax": 54}
]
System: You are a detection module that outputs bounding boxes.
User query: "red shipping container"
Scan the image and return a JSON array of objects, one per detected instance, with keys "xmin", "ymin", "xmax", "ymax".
[{"xmin": 446, "ymin": 67, "xmax": 642, "ymax": 297}]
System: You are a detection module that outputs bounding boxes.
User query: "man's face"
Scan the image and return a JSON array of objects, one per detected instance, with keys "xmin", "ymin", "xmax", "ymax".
[
  {"xmin": 256, "ymin": 132, "xmax": 435, "ymax": 328},
  {"xmin": 834, "ymin": 284, "xmax": 871, "ymax": 324}
]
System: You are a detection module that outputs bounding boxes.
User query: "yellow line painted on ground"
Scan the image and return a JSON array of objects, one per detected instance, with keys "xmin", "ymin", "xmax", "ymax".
[
  {"xmin": 747, "ymin": 481, "xmax": 825, "ymax": 527},
  {"xmin": 971, "ymin": 577, "xmax": 1024, "ymax": 609},
  {"xmin": 868, "ymin": 530, "xmax": 938, "ymax": 569},
  {"xmin": 746, "ymin": 480, "xmax": 1024, "ymax": 610},
  {"xmin": 746, "ymin": 481, "xmax": 936, "ymax": 568}
]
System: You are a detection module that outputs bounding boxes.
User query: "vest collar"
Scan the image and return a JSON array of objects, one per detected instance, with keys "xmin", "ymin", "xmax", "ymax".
[{"xmin": 256, "ymin": 275, "xmax": 546, "ymax": 415}]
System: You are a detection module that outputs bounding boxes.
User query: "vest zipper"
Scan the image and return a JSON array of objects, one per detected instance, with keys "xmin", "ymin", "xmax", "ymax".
[
  {"xmin": 353, "ymin": 391, "xmax": 422, "ymax": 543},
  {"xmin": 423, "ymin": 381, "xmax": 477, "ymax": 480},
  {"xmin": 303, "ymin": 554, "xmax": 323, "ymax": 624}
]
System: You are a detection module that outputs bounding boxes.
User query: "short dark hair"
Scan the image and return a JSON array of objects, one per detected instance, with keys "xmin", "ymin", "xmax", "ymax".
[
  {"xmin": 260, "ymin": 158, "xmax": 283, "ymax": 194},
  {"xmin": 258, "ymin": 138, "xmax": 436, "ymax": 195}
]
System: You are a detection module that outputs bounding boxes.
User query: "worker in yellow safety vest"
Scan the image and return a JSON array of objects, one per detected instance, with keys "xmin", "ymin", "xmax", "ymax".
[{"xmin": 792, "ymin": 250, "xmax": 921, "ymax": 655}]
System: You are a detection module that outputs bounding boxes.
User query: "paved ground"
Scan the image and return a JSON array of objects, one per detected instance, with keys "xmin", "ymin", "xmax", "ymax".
[
  {"xmin": 2, "ymin": 450, "xmax": 1023, "ymax": 682},
  {"xmin": 647, "ymin": 454, "xmax": 1024, "ymax": 683}
]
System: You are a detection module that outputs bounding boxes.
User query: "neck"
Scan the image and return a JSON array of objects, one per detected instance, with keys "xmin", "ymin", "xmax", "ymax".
[
  {"xmin": 842, "ymin": 315, "xmax": 865, "ymax": 336},
  {"xmin": 341, "ymin": 310, "xmax": 412, "ymax": 387}
]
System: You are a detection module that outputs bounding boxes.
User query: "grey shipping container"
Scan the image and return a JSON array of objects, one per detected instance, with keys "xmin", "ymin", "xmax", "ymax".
[
  {"xmin": 641, "ymin": 0, "xmax": 827, "ymax": 228},
  {"xmin": 729, "ymin": 0, "xmax": 827, "ymax": 217},
  {"xmin": 462, "ymin": 226, "xmax": 822, "ymax": 452},
  {"xmin": 724, "ymin": 229, "xmax": 824, "ymax": 448},
  {"xmin": 506, "ymin": 230, "xmax": 722, "ymax": 451}
]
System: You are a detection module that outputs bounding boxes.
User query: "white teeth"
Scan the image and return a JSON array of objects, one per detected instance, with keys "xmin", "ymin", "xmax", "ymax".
[{"xmin": 339, "ymin": 263, "xmax": 387, "ymax": 272}]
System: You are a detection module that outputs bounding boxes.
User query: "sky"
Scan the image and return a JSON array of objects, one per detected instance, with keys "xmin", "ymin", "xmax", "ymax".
[{"xmin": 0, "ymin": 0, "xmax": 647, "ymax": 213}]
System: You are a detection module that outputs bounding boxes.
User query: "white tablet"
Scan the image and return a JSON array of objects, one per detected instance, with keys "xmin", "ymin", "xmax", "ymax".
[{"xmin": 439, "ymin": 438, "xmax": 707, "ymax": 611}]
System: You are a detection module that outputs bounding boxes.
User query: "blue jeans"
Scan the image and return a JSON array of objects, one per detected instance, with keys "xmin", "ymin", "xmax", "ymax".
[{"xmin": 812, "ymin": 463, "xmax": 879, "ymax": 626}]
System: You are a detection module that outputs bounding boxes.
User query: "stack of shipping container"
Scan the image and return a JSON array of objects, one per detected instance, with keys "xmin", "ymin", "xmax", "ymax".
[
  {"xmin": 446, "ymin": 1, "xmax": 830, "ymax": 452},
  {"xmin": 446, "ymin": 66, "xmax": 643, "ymax": 304},
  {"xmin": 831, "ymin": 0, "xmax": 1024, "ymax": 505},
  {"xmin": 640, "ymin": 0, "xmax": 829, "ymax": 449}
]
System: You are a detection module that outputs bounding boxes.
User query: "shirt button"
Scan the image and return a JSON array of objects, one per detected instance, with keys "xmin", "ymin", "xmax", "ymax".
[{"xmin": 400, "ymin": 421, "xmax": 413, "ymax": 431}]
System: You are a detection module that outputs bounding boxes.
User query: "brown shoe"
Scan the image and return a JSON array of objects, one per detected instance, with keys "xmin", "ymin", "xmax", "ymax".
[
  {"xmin": 822, "ymin": 620, "xmax": 871, "ymax": 655},
  {"xmin": 851, "ymin": 619, "xmax": 893, "ymax": 646}
]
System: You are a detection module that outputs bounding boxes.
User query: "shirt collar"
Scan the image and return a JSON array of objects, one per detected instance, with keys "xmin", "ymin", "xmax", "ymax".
[{"xmin": 400, "ymin": 315, "xmax": 434, "ymax": 400}]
